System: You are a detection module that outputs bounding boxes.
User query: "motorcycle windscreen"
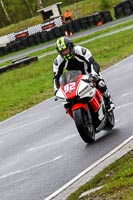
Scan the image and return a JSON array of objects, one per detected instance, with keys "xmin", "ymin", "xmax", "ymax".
[
  {"xmin": 59, "ymin": 70, "xmax": 82, "ymax": 99},
  {"xmin": 59, "ymin": 70, "xmax": 82, "ymax": 85}
]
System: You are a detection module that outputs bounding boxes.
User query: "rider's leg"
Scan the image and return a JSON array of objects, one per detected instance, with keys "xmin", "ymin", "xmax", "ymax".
[
  {"xmin": 96, "ymin": 78, "xmax": 115, "ymax": 111},
  {"xmin": 89, "ymin": 61, "xmax": 115, "ymax": 111}
]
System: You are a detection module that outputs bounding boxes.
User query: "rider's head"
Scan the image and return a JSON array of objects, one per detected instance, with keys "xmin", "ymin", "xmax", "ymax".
[{"xmin": 56, "ymin": 36, "xmax": 74, "ymax": 60}]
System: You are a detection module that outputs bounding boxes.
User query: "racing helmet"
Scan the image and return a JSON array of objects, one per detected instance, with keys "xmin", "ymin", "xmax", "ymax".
[{"xmin": 56, "ymin": 36, "xmax": 74, "ymax": 60}]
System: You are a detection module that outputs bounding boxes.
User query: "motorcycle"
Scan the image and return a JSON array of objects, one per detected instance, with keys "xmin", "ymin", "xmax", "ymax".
[{"xmin": 55, "ymin": 70, "xmax": 115, "ymax": 144}]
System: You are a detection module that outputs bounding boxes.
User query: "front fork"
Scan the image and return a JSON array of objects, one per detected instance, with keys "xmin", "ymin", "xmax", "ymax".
[
  {"xmin": 64, "ymin": 102, "xmax": 88, "ymax": 119},
  {"xmin": 64, "ymin": 102, "xmax": 93, "ymax": 125}
]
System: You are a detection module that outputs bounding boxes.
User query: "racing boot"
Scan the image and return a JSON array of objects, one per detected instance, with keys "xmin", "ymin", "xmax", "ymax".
[{"xmin": 97, "ymin": 79, "xmax": 115, "ymax": 112}]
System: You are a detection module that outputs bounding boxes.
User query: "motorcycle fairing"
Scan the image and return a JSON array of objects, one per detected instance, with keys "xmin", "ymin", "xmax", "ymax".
[
  {"xmin": 60, "ymin": 76, "xmax": 82, "ymax": 100},
  {"xmin": 89, "ymin": 89, "xmax": 103, "ymax": 112},
  {"xmin": 71, "ymin": 102, "xmax": 88, "ymax": 111}
]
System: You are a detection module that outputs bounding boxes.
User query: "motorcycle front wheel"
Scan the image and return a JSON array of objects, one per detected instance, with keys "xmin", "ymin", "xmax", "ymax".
[
  {"xmin": 104, "ymin": 110, "xmax": 115, "ymax": 131},
  {"xmin": 73, "ymin": 108, "xmax": 95, "ymax": 144}
]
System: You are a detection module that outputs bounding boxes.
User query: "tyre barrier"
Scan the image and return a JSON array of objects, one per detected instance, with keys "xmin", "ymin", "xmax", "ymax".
[
  {"xmin": 129, "ymin": 0, "xmax": 133, "ymax": 9},
  {"xmin": 47, "ymin": 29, "xmax": 56, "ymax": 40},
  {"xmin": 99, "ymin": 10, "xmax": 113, "ymax": 23},
  {"xmin": 114, "ymin": 0, "xmax": 133, "ymax": 19},
  {"xmin": 0, "ymin": 56, "xmax": 38, "ymax": 74},
  {"xmin": 0, "ymin": 9, "xmax": 119, "ymax": 57},
  {"xmin": 40, "ymin": 31, "xmax": 48, "ymax": 42},
  {"xmin": 66, "ymin": 22, "xmax": 75, "ymax": 34},
  {"xmin": 79, "ymin": 17, "xmax": 89, "ymax": 29},
  {"xmin": 72, "ymin": 19, "xmax": 81, "ymax": 32},
  {"xmin": 52, "ymin": 27, "xmax": 63, "ymax": 38}
]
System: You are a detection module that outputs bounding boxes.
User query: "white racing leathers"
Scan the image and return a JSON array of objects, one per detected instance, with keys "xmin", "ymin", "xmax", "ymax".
[{"xmin": 53, "ymin": 45, "xmax": 102, "ymax": 92}]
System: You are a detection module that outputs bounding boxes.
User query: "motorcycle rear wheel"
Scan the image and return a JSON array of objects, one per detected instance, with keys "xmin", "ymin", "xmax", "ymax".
[{"xmin": 73, "ymin": 108, "xmax": 95, "ymax": 144}]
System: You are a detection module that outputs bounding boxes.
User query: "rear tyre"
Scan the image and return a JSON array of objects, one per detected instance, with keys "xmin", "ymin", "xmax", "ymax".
[{"xmin": 73, "ymin": 108, "xmax": 95, "ymax": 143}]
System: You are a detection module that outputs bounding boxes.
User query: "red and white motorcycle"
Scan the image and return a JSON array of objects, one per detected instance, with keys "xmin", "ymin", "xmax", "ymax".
[{"xmin": 55, "ymin": 70, "xmax": 115, "ymax": 143}]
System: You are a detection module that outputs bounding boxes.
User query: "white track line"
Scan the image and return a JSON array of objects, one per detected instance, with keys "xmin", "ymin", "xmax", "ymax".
[{"xmin": 45, "ymin": 135, "xmax": 133, "ymax": 200}]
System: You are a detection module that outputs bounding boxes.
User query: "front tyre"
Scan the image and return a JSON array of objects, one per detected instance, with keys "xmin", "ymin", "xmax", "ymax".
[
  {"xmin": 104, "ymin": 110, "xmax": 115, "ymax": 130},
  {"xmin": 73, "ymin": 108, "xmax": 95, "ymax": 144}
]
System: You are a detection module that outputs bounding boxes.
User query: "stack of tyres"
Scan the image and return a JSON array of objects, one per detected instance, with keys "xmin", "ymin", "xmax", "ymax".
[
  {"xmin": 93, "ymin": 13, "xmax": 104, "ymax": 25},
  {"xmin": 15, "ymin": 40, "xmax": 25, "ymax": 50},
  {"xmin": 129, "ymin": 0, "xmax": 133, "ymax": 9},
  {"xmin": 100, "ymin": 10, "xmax": 113, "ymax": 23},
  {"xmin": 47, "ymin": 29, "xmax": 56, "ymax": 40},
  {"xmin": 0, "ymin": 48, "xmax": 4, "ymax": 56},
  {"xmin": 40, "ymin": 31, "xmax": 48, "ymax": 43},
  {"xmin": 87, "ymin": 15, "xmax": 96, "ymax": 27},
  {"xmin": 114, "ymin": 3, "xmax": 125, "ymax": 18},
  {"xmin": 34, "ymin": 32, "xmax": 42, "ymax": 45},
  {"xmin": 122, "ymin": 0, "xmax": 133, "ymax": 15},
  {"xmin": 21, "ymin": 38, "xmax": 29, "ymax": 48},
  {"xmin": 52, "ymin": 27, "xmax": 63, "ymax": 38},
  {"xmin": 59, "ymin": 24, "xmax": 67, "ymax": 36},
  {"xmin": 3, "ymin": 45, "xmax": 10, "ymax": 55},
  {"xmin": 114, "ymin": 0, "xmax": 133, "ymax": 19},
  {"xmin": 79, "ymin": 16, "xmax": 89, "ymax": 29},
  {"xmin": 8, "ymin": 41, "xmax": 17, "ymax": 52},
  {"xmin": 27, "ymin": 35, "xmax": 36, "ymax": 46},
  {"xmin": 72, "ymin": 19, "xmax": 81, "ymax": 32},
  {"xmin": 65, "ymin": 22, "xmax": 75, "ymax": 34}
]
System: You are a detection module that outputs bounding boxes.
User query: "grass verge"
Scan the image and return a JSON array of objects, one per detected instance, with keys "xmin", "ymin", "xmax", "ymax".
[{"xmin": 67, "ymin": 149, "xmax": 133, "ymax": 200}]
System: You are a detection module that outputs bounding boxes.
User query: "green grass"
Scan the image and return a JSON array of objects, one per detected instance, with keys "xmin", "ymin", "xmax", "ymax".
[
  {"xmin": 0, "ymin": 57, "xmax": 54, "ymax": 120},
  {"xmin": 67, "ymin": 150, "xmax": 133, "ymax": 200}
]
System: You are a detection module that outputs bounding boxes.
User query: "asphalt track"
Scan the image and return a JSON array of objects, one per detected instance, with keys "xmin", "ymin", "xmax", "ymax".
[{"xmin": 0, "ymin": 55, "xmax": 133, "ymax": 200}]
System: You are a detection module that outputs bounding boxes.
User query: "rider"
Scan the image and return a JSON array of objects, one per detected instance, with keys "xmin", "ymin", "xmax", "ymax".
[{"xmin": 53, "ymin": 36, "xmax": 115, "ymax": 111}]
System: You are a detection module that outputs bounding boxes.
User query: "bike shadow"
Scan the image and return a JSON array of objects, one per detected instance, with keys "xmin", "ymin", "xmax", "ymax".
[{"xmin": 86, "ymin": 127, "xmax": 121, "ymax": 146}]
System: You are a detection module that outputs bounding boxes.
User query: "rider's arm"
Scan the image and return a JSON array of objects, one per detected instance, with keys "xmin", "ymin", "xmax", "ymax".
[
  {"xmin": 53, "ymin": 56, "xmax": 65, "ymax": 93},
  {"xmin": 74, "ymin": 46, "xmax": 100, "ymax": 74},
  {"xmin": 89, "ymin": 56, "xmax": 100, "ymax": 75}
]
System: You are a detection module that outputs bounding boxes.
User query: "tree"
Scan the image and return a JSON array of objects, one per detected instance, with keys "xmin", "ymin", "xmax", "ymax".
[{"xmin": 0, "ymin": 0, "xmax": 11, "ymax": 24}]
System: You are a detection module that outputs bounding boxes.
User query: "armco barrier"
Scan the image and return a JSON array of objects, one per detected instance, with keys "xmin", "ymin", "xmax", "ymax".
[{"xmin": 0, "ymin": 10, "xmax": 116, "ymax": 57}]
